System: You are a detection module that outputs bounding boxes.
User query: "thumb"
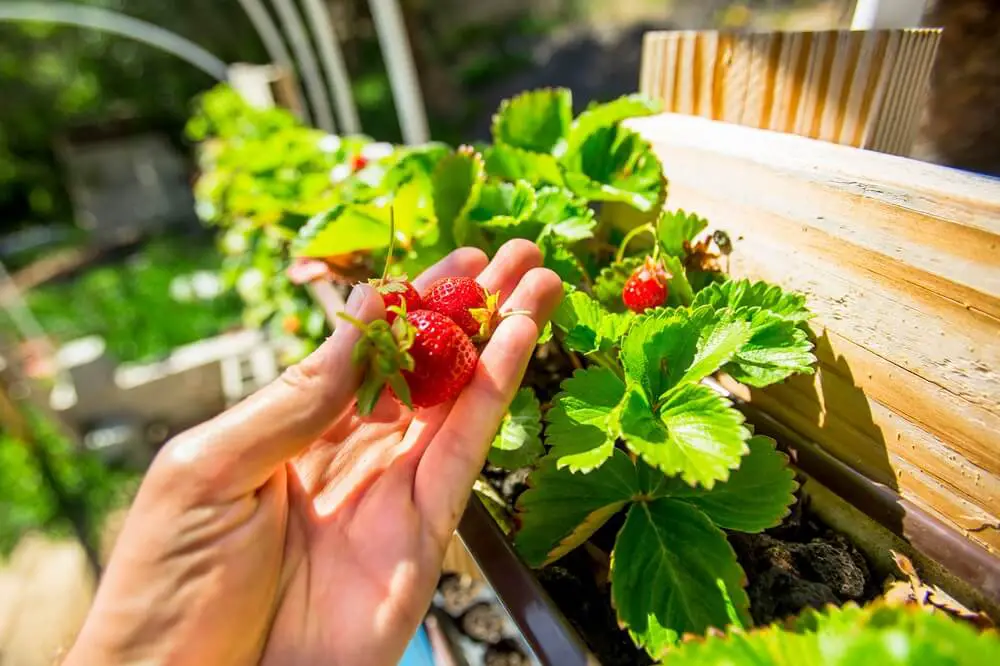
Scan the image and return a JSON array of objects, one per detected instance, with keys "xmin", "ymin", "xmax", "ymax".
[{"xmin": 157, "ymin": 283, "xmax": 385, "ymax": 498}]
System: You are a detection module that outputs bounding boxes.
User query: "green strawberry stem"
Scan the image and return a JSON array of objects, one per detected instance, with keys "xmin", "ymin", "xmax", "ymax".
[
  {"xmin": 337, "ymin": 308, "xmax": 416, "ymax": 415},
  {"xmin": 379, "ymin": 205, "xmax": 397, "ymax": 283},
  {"xmin": 615, "ymin": 222, "xmax": 656, "ymax": 263}
]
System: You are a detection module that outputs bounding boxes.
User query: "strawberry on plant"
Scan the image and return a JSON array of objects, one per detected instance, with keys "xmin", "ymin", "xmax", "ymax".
[
  {"xmin": 422, "ymin": 276, "xmax": 500, "ymax": 342},
  {"xmin": 395, "ymin": 309, "xmax": 478, "ymax": 408},
  {"xmin": 370, "ymin": 276, "xmax": 422, "ymax": 323},
  {"xmin": 350, "ymin": 154, "xmax": 368, "ymax": 171},
  {"xmin": 622, "ymin": 256, "xmax": 671, "ymax": 313}
]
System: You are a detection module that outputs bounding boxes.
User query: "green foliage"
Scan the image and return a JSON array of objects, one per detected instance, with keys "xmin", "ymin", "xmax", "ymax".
[
  {"xmin": 662, "ymin": 603, "xmax": 1000, "ymax": 666},
  {"xmin": 488, "ymin": 388, "xmax": 545, "ymax": 470}
]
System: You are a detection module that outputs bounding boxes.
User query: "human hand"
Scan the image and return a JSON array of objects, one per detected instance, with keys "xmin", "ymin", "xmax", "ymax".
[{"xmin": 64, "ymin": 240, "xmax": 562, "ymax": 666}]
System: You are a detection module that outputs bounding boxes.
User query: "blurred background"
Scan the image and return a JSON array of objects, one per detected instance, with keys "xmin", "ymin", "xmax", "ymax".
[{"xmin": 0, "ymin": 0, "xmax": 996, "ymax": 664}]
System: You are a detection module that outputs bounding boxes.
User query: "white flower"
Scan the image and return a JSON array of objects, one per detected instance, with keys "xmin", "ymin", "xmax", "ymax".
[
  {"xmin": 190, "ymin": 271, "xmax": 223, "ymax": 300},
  {"xmin": 318, "ymin": 134, "xmax": 342, "ymax": 153},
  {"xmin": 361, "ymin": 142, "xmax": 394, "ymax": 161},
  {"xmin": 329, "ymin": 163, "xmax": 352, "ymax": 183}
]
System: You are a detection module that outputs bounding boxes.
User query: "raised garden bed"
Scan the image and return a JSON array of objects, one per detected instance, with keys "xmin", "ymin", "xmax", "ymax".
[{"xmin": 189, "ymin": 81, "xmax": 1000, "ymax": 664}]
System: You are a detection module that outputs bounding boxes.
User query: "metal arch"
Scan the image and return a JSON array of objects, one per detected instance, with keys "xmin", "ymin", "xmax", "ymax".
[
  {"xmin": 0, "ymin": 2, "xmax": 228, "ymax": 80},
  {"xmin": 301, "ymin": 0, "xmax": 360, "ymax": 134},
  {"xmin": 270, "ymin": 0, "xmax": 335, "ymax": 132}
]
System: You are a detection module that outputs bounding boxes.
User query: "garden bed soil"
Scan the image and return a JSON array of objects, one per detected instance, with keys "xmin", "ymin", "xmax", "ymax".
[{"xmin": 477, "ymin": 344, "xmax": 884, "ymax": 666}]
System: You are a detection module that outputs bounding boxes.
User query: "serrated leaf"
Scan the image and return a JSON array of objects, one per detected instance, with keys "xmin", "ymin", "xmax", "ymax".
[
  {"xmin": 594, "ymin": 257, "xmax": 642, "ymax": 312},
  {"xmin": 560, "ymin": 125, "xmax": 664, "ymax": 212},
  {"xmin": 658, "ymin": 436, "xmax": 797, "ymax": 532},
  {"xmin": 657, "ymin": 209, "xmax": 709, "ymax": 257},
  {"xmin": 546, "ymin": 368, "xmax": 626, "ymax": 473},
  {"xmin": 662, "ymin": 254, "xmax": 694, "ymax": 307},
  {"xmin": 489, "ymin": 388, "xmax": 545, "ymax": 470},
  {"xmin": 514, "ymin": 448, "xmax": 638, "ymax": 567},
  {"xmin": 563, "ymin": 94, "xmax": 661, "ymax": 157},
  {"xmin": 619, "ymin": 383, "xmax": 750, "ymax": 488},
  {"xmin": 611, "ymin": 499, "xmax": 751, "ymax": 659},
  {"xmin": 433, "ymin": 148, "xmax": 485, "ymax": 246},
  {"xmin": 551, "ymin": 288, "xmax": 621, "ymax": 353},
  {"xmin": 469, "ymin": 180, "xmax": 537, "ymax": 226},
  {"xmin": 692, "ymin": 279, "xmax": 812, "ymax": 324},
  {"xmin": 492, "ymin": 88, "xmax": 573, "ymax": 154},
  {"xmin": 538, "ymin": 233, "xmax": 585, "ymax": 284},
  {"xmin": 619, "ymin": 309, "xmax": 698, "ymax": 399},
  {"xmin": 483, "ymin": 143, "xmax": 564, "ymax": 186},
  {"xmin": 294, "ymin": 204, "xmax": 391, "ymax": 257},
  {"xmin": 680, "ymin": 314, "xmax": 752, "ymax": 385},
  {"xmin": 725, "ymin": 308, "xmax": 816, "ymax": 387},
  {"xmin": 532, "ymin": 187, "xmax": 596, "ymax": 241}
]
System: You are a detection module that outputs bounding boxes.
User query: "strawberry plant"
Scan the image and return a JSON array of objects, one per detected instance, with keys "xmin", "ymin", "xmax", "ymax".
[{"xmin": 189, "ymin": 83, "xmax": 825, "ymax": 660}]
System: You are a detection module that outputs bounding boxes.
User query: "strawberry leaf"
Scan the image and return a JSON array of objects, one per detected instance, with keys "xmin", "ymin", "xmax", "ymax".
[
  {"xmin": 552, "ymin": 288, "xmax": 630, "ymax": 355},
  {"xmin": 294, "ymin": 204, "xmax": 392, "ymax": 257},
  {"xmin": 531, "ymin": 187, "xmax": 596, "ymax": 242},
  {"xmin": 611, "ymin": 499, "xmax": 751, "ymax": 660},
  {"xmin": 546, "ymin": 367, "xmax": 627, "ymax": 473},
  {"xmin": 483, "ymin": 143, "xmax": 564, "ymax": 186},
  {"xmin": 619, "ymin": 383, "xmax": 750, "ymax": 488},
  {"xmin": 469, "ymin": 180, "xmax": 538, "ymax": 228},
  {"xmin": 514, "ymin": 448, "xmax": 638, "ymax": 567},
  {"xmin": 538, "ymin": 233, "xmax": 586, "ymax": 284},
  {"xmin": 491, "ymin": 88, "xmax": 572, "ymax": 154},
  {"xmin": 692, "ymin": 279, "xmax": 812, "ymax": 324},
  {"xmin": 432, "ymin": 147, "xmax": 485, "ymax": 246},
  {"xmin": 656, "ymin": 436, "xmax": 797, "ymax": 532},
  {"xmin": 563, "ymin": 94, "xmax": 661, "ymax": 157},
  {"xmin": 489, "ymin": 388, "xmax": 545, "ymax": 470},
  {"xmin": 594, "ymin": 257, "xmax": 643, "ymax": 312},
  {"xmin": 662, "ymin": 254, "xmax": 694, "ymax": 307},
  {"xmin": 560, "ymin": 125, "xmax": 664, "ymax": 212},
  {"xmin": 725, "ymin": 308, "xmax": 816, "ymax": 387},
  {"xmin": 657, "ymin": 209, "xmax": 709, "ymax": 258}
]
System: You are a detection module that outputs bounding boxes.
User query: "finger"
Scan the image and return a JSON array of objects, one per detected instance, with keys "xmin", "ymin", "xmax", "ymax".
[
  {"xmin": 474, "ymin": 238, "xmax": 542, "ymax": 304},
  {"xmin": 411, "ymin": 247, "xmax": 488, "ymax": 292},
  {"xmin": 154, "ymin": 284, "xmax": 385, "ymax": 499},
  {"xmin": 413, "ymin": 267, "xmax": 562, "ymax": 542}
]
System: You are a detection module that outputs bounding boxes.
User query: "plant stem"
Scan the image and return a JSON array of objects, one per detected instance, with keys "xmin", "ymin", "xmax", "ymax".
[
  {"xmin": 615, "ymin": 223, "xmax": 655, "ymax": 263},
  {"xmin": 589, "ymin": 348, "xmax": 624, "ymax": 379}
]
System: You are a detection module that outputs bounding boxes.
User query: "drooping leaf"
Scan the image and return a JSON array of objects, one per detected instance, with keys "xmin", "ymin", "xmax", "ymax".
[
  {"xmin": 594, "ymin": 257, "xmax": 643, "ymax": 312},
  {"xmin": 432, "ymin": 148, "xmax": 485, "ymax": 246},
  {"xmin": 611, "ymin": 499, "xmax": 751, "ymax": 659},
  {"xmin": 538, "ymin": 233, "xmax": 585, "ymax": 284},
  {"xmin": 657, "ymin": 209, "xmax": 709, "ymax": 258},
  {"xmin": 294, "ymin": 204, "xmax": 391, "ymax": 257},
  {"xmin": 489, "ymin": 388, "xmax": 545, "ymax": 470},
  {"xmin": 469, "ymin": 180, "xmax": 538, "ymax": 229},
  {"xmin": 483, "ymin": 143, "xmax": 564, "ymax": 186},
  {"xmin": 725, "ymin": 308, "xmax": 816, "ymax": 387},
  {"xmin": 560, "ymin": 125, "xmax": 664, "ymax": 212},
  {"xmin": 531, "ymin": 187, "xmax": 597, "ymax": 242},
  {"xmin": 619, "ymin": 383, "xmax": 750, "ymax": 488},
  {"xmin": 546, "ymin": 368, "xmax": 627, "ymax": 473},
  {"xmin": 563, "ymin": 94, "xmax": 662, "ymax": 157},
  {"xmin": 663, "ymin": 602, "xmax": 1000, "ymax": 666},
  {"xmin": 692, "ymin": 279, "xmax": 812, "ymax": 324},
  {"xmin": 514, "ymin": 448, "xmax": 639, "ymax": 567},
  {"xmin": 492, "ymin": 88, "xmax": 573, "ymax": 154},
  {"xmin": 657, "ymin": 436, "xmax": 797, "ymax": 532}
]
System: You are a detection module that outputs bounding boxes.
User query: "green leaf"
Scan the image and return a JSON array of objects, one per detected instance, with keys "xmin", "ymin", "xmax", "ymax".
[
  {"xmin": 531, "ymin": 187, "xmax": 596, "ymax": 242},
  {"xmin": 692, "ymin": 279, "xmax": 811, "ymax": 324},
  {"xmin": 619, "ymin": 383, "xmax": 750, "ymax": 488},
  {"xmin": 658, "ymin": 436, "xmax": 797, "ymax": 532},
  {"xmin": 492, "ymin": 88, "xmax": 573, "ymax": 154},
  {"xmin": 657, "ymin": 209, "xmax": 708, "ymax": 257},
  {"xmin": 564, "ymin": 94, "xmax": 661, "ymax": 157},
  {"xmin": 294, "ymin": 204, "xmax": 391, "ymax": 257},
  {"xmin": 680, "ymin": 313, "xmax": 752, "ymax": 385},
  {"xmin": 546, "ymin": 368, "xmax": 627, "ymax": 473},
  {"xmin": 662, "ymin": 254, "xmax": 694, "ymax": 307},
  {"xmin": 489, "ymin": 388, "xmax": 545, "ymax": 470},
  {"xmin": 611, "ymin": 499, "xmax": 751, "ymax": 659},
  {"xmin": 552, "ymin": 288, "xmax": 618, "ymax": 354},
  {"xmin": 432, "ymin": 148, "xmax": 485, "ymax": 246},
  {"xmin": 663, "ymin": 603, "xmax": 1000, "ymax": 666},
  {"xmin": 560, "ymin": 125, "xmax": 664, "ymax": 212},
  {"xmin": 538, "ymin": 233, "xmax": 585, "ymax": 284},
  {"xmin": 483, "ymin": 143, "xmax": 564, "ymax": 186},
  {"xmin": 469, "ymin": 180, "xmax": 537, "ymax": 228},
  {"xmin": 725, "ymin": 308, "xmax": 816, "ymax": 388},
  {"xmin": 594, "ymin": 257, "xmax": 642, "ymax": 312},
  {"xmin": 619, "ymin": 308, "xmax": 698, "ymax": 399},
  {"xmin": 514, "ymin": 448, "xmax": 638, "ymax": 567}
]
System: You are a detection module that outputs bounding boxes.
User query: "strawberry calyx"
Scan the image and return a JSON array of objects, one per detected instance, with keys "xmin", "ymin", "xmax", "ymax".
[
  {"xmin": 468, "ymin": 289, "xmax": 501, "ymax": 343},
  {"xmin": 368, "ymin": 274, "xmax": 411, "ymax": 294},
  {"xmin": 338, "ymin": 303, "xmax": 417, "ymax": 415},
  {"xmin": 641, "ymin": 255, "xmax": 672, "ymax": 285}
]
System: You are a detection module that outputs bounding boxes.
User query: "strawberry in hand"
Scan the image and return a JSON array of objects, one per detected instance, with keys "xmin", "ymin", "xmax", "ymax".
[
  {"xmin": 421, "ymin": 276, "xmax": 500, "ymax": 342},
  {"xmin": 369, "ymin": 276, "xmax": 422, "ymax": 323}
]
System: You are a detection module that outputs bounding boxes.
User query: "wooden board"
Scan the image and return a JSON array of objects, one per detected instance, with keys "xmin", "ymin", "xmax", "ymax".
[
  {"xmin": 628, "ymin": 111, "xmax": 1000, "ymax": 555},
  {"xmin": 640, "ymin": 29, "xmax": 941, "ymax": 156}
]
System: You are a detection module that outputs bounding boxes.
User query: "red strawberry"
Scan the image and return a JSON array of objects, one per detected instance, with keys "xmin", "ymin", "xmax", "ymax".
[
  {"xmin": 622, "ymin": 256, "xmax": 671, "ymax": 313},
  {"xmin": 393, "ymin": 309, "xmax": 478, "ymax": 408},
  {"xmin": 422, "ymin": 276, "xmax": 500, "ymax": 342},
  {"xmin": 350, "ymin": 154, "xmax": 368, "ymax": 171},
  {"xmin": 370, "ymin": 276, "xmax": 421, "ymax": 323}
]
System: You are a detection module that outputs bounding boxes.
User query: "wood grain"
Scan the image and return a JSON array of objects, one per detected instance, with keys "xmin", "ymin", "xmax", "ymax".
[{"xmin": 629, "ymin": 111, "xmax": 1000, "ymax": 552}]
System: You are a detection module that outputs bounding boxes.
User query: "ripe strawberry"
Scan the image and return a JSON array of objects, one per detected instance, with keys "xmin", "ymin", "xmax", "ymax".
[
  {"xmin": 622, "ymin": 256, "xmax": 671, "ymax": 313},
  {"xmin": 422, "ymin": 276, "xmax": 499, "ymax": 342},
  {"xmin": 350, "ymin": 154, "xmax": 368, "ymax": 172},
  {"xmin": 369, "ymin": 276, "xmax": 421, "ymax": 323},
  {"xmin": 393, "ymin": 310, "xmax": 478, "ymax": 408}
]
